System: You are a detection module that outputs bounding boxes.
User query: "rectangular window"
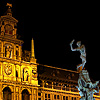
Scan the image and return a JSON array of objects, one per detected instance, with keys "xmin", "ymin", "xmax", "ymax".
[
  {"xmin": 45, "ymin": 93, "xmax": 51, "ymax": 100},
  {"xmin": 66, "ymin": 96, "xmax": 68, "ymax": 100},
  {"xmin": 48, "ymin": 94, "xmax": 50, "ymax": 98},
  {"xmin": 54, "ymin": 95, "xmax": 56, "ymax": 99},
  {"xmin": 57, "ymin": 95, "xmax": 59, "ymax": 99},
  {"xmin": 63, "ymin": 96, "xmax": 65, "ymax": 100},
  {"xmin": 45, "ymin": 94, "xmax": 47, "ymax": 98},
  {"xmin": 38, "ymin": 93, "xmax": 41, "ymax": 96}
]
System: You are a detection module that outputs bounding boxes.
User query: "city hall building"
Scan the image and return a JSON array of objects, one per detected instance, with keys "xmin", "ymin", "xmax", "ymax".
[{"xmin": 0, "ymin": 3, "xmax": 100, "ymax": 100}]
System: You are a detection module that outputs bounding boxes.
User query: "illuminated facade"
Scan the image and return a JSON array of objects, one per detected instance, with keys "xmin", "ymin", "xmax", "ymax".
[
  {"xmin": 0, "ymin": 3, "xmax": 100, "ymax": 100},
  {"xmin": 0, "ymin": 3, "xmax": 38, "ymax": 100}
]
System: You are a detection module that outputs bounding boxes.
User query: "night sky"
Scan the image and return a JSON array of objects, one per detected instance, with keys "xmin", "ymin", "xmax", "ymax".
[{"xmin": 0, "ymin": 1, "xmax": 100, "ymax": 81}]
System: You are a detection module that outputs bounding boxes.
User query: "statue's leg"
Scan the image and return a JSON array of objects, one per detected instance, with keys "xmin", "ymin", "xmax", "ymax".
[
  {"xmin": 77, "ymin": 64, "xmax": 82, "ymax": 70},
  {"xmin": 82, "ymin": 59, "xmax": 86, "ymax": 69}
]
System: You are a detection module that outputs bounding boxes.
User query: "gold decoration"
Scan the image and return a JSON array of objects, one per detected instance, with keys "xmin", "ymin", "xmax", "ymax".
[{"xmin": 4, "ymin": 64, "xmax": 12, "ymax": 75}]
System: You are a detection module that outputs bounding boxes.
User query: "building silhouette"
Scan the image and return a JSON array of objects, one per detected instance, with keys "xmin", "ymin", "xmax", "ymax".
[{"xmin": 0, "ymin": 3, "xmax": 100, "ymax": 100}]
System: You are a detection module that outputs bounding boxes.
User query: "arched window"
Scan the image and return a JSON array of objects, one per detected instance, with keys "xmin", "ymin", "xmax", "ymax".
[
  {"xmin": 3, "ymin": 87, "xmax": 12, "ymax": 100},
  {"xmin": 5, "ymin": 44, "xmax": 13, "ymax": 58},
  {"xmin": 5, "ymin": 24, "xmax": 13, "ymax": 35},
  {"xmin": 16, "ymin": 50, "xmax": 19, "ymax": 59},
  {"xmin": 16, "ymin": 70, "xmax": 18, "ymax": 77},
  {"xmin": 22, "ymin": 89, "xmax": 30, "ymax": 100},
  {"xmin": 23, "ymin": 68, "xmax": 29, "ymax": 81}
]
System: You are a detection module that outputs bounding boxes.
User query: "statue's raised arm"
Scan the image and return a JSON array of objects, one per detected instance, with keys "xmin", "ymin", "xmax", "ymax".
[
  {"xmin": 70, "ymin": 39, "xmax": 80, "ymax": 51},
  {"xmin": 70, "ymin": 39, "xmax": 76, "ymax": 51}
]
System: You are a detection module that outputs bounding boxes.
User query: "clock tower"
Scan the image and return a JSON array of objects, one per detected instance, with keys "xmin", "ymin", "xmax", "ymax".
[
  {"xmin": 0, "ymin": 3, "xmax": 23, "ymax": 60},
  {"xmin": 0, "ymin": 3, "xmax": 38, "ymax": 100}
]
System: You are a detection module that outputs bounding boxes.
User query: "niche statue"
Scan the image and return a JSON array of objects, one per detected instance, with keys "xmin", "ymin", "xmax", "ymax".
[{"xmin": 70, "ymin": 39, "xmax": 99, "ymax": 100}]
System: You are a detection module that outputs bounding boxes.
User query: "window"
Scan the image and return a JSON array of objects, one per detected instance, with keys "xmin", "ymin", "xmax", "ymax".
[
  {"xmin": 5, "ymin": 44, "xmax": 13, "ymax": 58},
  {"xmin": 16, "ymin": 71, "xmax": 18, "ymax": 77},
  {"xmin": 48, "ymin": 94, "xmax": 50, "ymax": 98},
  {"xmin": 3, "ymin": 87, "xmax": 12, "ymax": 100},
  {"xmin": 45, "ymin": 94, "xmax": 47, "ymax": 98},
  {"xmin": 22, "ymin": 89, "xmax": 30, "ymax": 100},
  {"xmin": 54, "ymin": 95, "xmax": 60, "ymax": 100},
  {"xmin": 74, "ymin": 98, "xmax": 76, "ymax": 100},
  {"xmin": 57, "ymin": 95, "xmax": 59, "ymax": 99},
  {"xmin": 45, "ymin": 94, "xmax": 51, "ymax": 100},
  {"xmin": 5, "ymin": 24, "xmax": 13, "ymax": 35},
  {"xmin": 38, "ymin": 92, "xmax": 42, "ymax": 100},
  {"xmin": 16, "ymin": 46, "xmax": 19, "ymax": 59},
  {"xmin": 38, "ymin": 93, "xmax": 41, "ymax": 96},
  {"xmin": 63, "ymin": 96, "xmax": 65, "ymax": 100},
  {"xmin": 54, "ymin": 95, "xmax": 56, "ymax": 99},
  {"xmin": 66, "ymin": 96, "xmax": 68, "ymax": 100},
  {"xmin": 72, "ymin": 97, "xmax": 74, "ymax": 100}
]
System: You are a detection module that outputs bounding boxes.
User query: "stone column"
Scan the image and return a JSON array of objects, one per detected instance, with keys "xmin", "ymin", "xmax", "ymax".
[
  {"xmin": 3, "ymin": 45, "xmax": 5, "ymax": 57},
  {"xmin": 61, "ymin": 83, "xmax": 62, "ymax": 90},
  {"xmin": 52, "ymin": 82, "xmax": 53, "ymax": 89},
  {"xmin": 42, "ymin": 80, "xmax": 44, "ymax": 88},
  {"xmin": 68, "ymin": 96, "xmax": 71, "ymax": 100},
  {"xmin": 14, "ymin": 86, "xmax": 16, "ymax": 100},
  {"xmin": 19, "ymin": 87, "xmax": 21, "ymax": 100},
  {"xmin": 32, "ymin": 88, "xmax": 34, "ymax": 100},
  {"xmin": 13, "ymin": 64, "xmax": 16, "ymax": 81},
  {"xmin": 0, "ymin": 84, "xmax": 2, "ymax": 100},
  {"xmin": 30, "ymin": 94, "xmax": 32, "ymax": 100},
  {"xmin": 14, "ymin": 45, "xmax": 16, "ymax": 59},
  {"xmin": 19, "ymin": 45, "xmax": 21, "ymax": 60},
  {"xmin": 69, "ymin": 85, "xmax": 71, "ymax": 91},
  {"xmin": 0, "ymin": 62, "xmax": 3, "ymax": 80},
  {"xmin": 17, "ymin": 94, "xmax": 19, "ymax": 100},
  {"xmin": 1, "ymin": 42, "xmax": 3, "ymax": 57},
  {"xmin": 12, "ymin": 92, "xmax": 14, "ymax": 100}
]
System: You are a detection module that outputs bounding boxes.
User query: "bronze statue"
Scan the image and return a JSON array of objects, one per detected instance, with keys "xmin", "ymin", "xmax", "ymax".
[
  {"xmin": 70, "ymin": 39, "xmax": 99, "ymax": 100},
  {"xmin": 70, "ymin": 39, "xmax": 86, "ymax": 70}
]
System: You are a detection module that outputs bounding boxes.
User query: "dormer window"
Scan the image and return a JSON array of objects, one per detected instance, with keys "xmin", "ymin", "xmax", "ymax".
[{"xmin": 5, "ymin": 24, "xmax": 13, "ymax": 35}]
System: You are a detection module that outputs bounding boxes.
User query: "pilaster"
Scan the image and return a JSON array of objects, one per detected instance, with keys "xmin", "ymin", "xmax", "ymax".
[
  {"xmin": 19, "ymin": 45, "xmax": 21, "ymax": 60},
  {"xmin": 1, "ymin": 42, "xmax": 4, "ymax": 57},
  {"xmin": 14, "ymin": 45, "xmax": 16, "ymax": 59},
  {"xmin": 0, "ymin": 83, "xmax": 2, "ymax": 100}
]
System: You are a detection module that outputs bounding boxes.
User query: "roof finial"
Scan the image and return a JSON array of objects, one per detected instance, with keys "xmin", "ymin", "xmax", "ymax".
[
  {"xmin": 5, "ymin": 3, "xmax": 12, "ymax": 16},
  {"xmin": 6, "ymin": 3, "xmax": 12, "ymax": 8}
]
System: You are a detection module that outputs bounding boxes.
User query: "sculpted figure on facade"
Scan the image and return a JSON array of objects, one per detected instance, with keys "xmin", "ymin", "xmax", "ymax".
[
  {"xmin": 70, "ymin": 39, "xmax": 99, "ymax": 100},
  {"xmin": 23, "ymin": 68, "xmax": 29, "ymax": 81},
  {"xmin": 6, "ymin": 45, "xmax": 12, "ymax": 58},
  {"xmin": 4, "ymin": 64, "xmax": 12, "ymax": 75}
]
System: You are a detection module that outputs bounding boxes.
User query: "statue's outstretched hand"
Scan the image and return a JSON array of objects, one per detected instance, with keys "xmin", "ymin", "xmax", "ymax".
[
  {"xmin": 70, "ymin": 39, "xmax": 75, "ymax": 46},
  {"xmin": 96, "ymin": 81, "xmax": 99, "ymax": 85}
]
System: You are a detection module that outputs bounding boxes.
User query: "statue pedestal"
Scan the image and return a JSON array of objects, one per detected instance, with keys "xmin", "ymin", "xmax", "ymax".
[{"xmin": 77, "ymin": 70, "xmax": 99, "ymax": 100}]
